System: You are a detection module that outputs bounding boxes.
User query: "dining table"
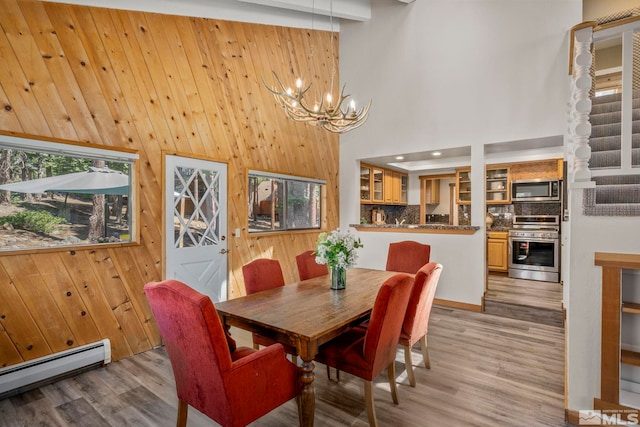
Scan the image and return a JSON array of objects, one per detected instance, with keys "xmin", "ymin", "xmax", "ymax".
[{"xmin": 215, "ymin": 267, "xmax": 404, "ymax": 427}]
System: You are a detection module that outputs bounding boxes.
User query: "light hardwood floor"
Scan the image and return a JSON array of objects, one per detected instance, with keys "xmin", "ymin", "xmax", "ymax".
[
  {"xmin": 484, "ymin": 274, "xmax": 564, "ymax": 327},
  {"xmin": 0, "ymin": 305, "xmax": 565, "ymax": 427}
]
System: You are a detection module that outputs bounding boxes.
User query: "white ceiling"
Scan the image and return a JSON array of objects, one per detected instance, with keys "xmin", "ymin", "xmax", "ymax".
[{"xmin": 361, "ymin": 135, "xmax": 564, "ymax": 173}]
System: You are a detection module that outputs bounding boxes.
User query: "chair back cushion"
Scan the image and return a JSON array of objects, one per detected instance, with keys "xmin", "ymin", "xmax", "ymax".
[
  {"xmin": 385, "ymin": 240, "xmax": 431, "ymax": 274},
  {"xmin": 242, "ymin": 258, "xmax": 285, "ymax": 294},
  {"xmin": 363, "ymin": 273, "xmax": 414, "ymax": 375},
  {"xmin": 144, "ymin": 280, "xmax": 233, "ymax": 419},
  {"xmin": 401, "ymin": 262, "xmax": 443, "ymax": 345},
  {"xmin": 296, "ymin": 250, "xmax": 329, "ymax": 281}
]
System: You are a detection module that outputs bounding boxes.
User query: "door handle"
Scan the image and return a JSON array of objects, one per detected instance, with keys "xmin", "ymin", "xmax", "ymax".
[{"xmin": 219, "ymin": 248, "xmax": 229, "ymax": 254}]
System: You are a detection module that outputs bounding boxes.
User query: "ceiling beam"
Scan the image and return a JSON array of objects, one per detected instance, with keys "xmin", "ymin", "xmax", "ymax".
[{"xmin": 235, "ymin": 0, "xmax": 371, "ymax": 21}]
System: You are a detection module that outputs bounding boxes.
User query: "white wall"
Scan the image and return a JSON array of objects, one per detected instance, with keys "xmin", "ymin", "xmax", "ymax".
[
  {"xmin": 339, "ymin": 0, "xmax": 579, "ymax": 158},
  {"xmin": 353, "ymin": 230, "xmax": 485, "ymax": 306},
  {"xmin": 339, "ymin": 0, "xmax": 581, "ymax": 306}
]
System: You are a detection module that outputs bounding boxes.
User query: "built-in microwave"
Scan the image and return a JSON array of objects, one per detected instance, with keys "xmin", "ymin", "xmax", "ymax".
[{"xmin": 511, "ymin": 179, "xmax": 561, "ymax": 202}]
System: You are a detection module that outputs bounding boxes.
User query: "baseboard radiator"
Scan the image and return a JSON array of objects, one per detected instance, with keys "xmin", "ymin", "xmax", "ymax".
[{"xmin": 0, "ymin": 339, "xmax": 111, "ymax": 399}]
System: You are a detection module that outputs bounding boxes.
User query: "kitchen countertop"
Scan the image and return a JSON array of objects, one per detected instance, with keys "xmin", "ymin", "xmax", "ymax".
[
  {"xmin": 487, "ymin": 226, "xmax": 511, "ymax": 232},
  {"xmin": 351, "ymin": 223, "xmax": 480, "ymax": 235}
]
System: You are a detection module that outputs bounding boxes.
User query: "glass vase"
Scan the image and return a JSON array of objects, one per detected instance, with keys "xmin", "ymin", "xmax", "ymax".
[{"xmin": 330, "ymin": 266, "xmax": 346, "ymax": 290}]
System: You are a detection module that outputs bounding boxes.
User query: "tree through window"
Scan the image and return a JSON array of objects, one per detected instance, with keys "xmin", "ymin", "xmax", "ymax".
[{"xmin": 0, "ymin": 134, "xmax": 138, "ymax": 251}]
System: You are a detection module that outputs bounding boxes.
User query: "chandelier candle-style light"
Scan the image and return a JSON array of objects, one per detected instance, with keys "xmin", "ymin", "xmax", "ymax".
[
  {"xmin": 263, "ymin": 0, "xmax": 370, "ymax": 134},
  {"xmin": 263, "ymin": 72, "xmax": 371, "ymax": 133}
]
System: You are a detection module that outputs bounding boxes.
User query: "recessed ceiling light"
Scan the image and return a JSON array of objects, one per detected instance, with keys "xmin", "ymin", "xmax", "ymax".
[
  {"xmin": 395, "ymin": 156, "xmax": 404, "ymax": 160},
  {"xmin": 432, "ymin": 152, "xmax": 442, "ymax": 156}
]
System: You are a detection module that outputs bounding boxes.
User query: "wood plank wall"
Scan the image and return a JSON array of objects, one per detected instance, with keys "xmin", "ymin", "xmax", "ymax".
[{"xmin": 0, "ymin": 0, "xmax": 339, "ymax": 367}]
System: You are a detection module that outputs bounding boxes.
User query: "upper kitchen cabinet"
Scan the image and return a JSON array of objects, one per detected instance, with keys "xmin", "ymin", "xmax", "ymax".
[
  {"xmin": 393, "ymin": 172, "xmax": 408, "ymax": 204},
  {"xmin": 384, "ymin": 170, "xmax": 393, "ymax": 203},
  {"xmin": 360, "ymin": 164, "xmax": 384, "ymax": 203},
  {"xmin": 360, "ymin": 165, "xmax": 372, "ymax": 202},
  {"xmin": 372, "ymin": 167, "xmax": 384, "ymax": 203},
  {"xmin": 486, "ymin": 166, "xmax": 510, "ymax": 204},
  {"xmin": 421, "ymin": 177, "xmax": 440, "ymax": 205},
  {"xmin": 456, "ymin": 168, "xmax": 471, "ymax": 204},
  {"xmin": 360, "ymin": 163, "xmax": 407, "ymax": 205}
]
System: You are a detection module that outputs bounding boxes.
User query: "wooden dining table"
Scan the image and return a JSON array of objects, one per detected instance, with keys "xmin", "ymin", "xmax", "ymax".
[{"xmin": 215, "ymin": 267, "xmax": 403, "ymax": 427}]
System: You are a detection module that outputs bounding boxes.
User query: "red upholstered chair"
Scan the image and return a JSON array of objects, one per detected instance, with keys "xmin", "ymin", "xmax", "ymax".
[
  {"xmin": 242, "ymin": 258, "xmax": 297, "ymax": 361},
  {"xmin": 385, "ymin": 240, "xmax": 431, "ymax": 274},
  {"xmin": 143, "ymin": 280, "xmax": 301, "ymax": 427},
  {"xmin": 314, "ymin": 273, "xmax": 414, "ymax": 427},
  {"xmin": 242, "ymin": 258, "xmax": 285, "ymax": 294},
  {"xmin": 295, "ymin": 250, "xmax": 329, "ymax": 281},
  {"xmin": 399, "ymin": 262, "xmax": 443, "ymax": 387}
]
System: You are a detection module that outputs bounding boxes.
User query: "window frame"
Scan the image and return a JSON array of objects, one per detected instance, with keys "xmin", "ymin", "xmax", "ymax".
[
  {"xmin": 247, "ymin": 169, "xmax": 325, "ymax": 234},
  {"xmin": 0, "ymin": 133, "xmax": 139, "ymax": 253}
]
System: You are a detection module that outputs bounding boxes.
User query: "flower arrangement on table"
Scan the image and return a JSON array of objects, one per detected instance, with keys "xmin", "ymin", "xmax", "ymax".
[{"xmin": 315, "ymin": 228, "xmax": 363, "ymax": 290}]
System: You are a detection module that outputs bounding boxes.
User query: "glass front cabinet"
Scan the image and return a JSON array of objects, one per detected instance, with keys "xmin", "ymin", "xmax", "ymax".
[
  {"xmin": 360, "ymin": 163, "xmax": 407, "ymax": 205},
  {"xmin": 360, "ymin": 166, "xmax": 372, "ymax": 202}
]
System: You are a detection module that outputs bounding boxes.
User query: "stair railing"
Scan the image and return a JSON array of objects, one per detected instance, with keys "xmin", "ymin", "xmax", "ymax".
[{"xmin": 568, "ymin": 16, "xmax": 640, "ymax": 187}]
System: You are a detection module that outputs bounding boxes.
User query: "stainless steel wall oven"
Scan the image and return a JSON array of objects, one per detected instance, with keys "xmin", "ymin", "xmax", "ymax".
[{"xmin": 508, "ymin": 215, "xmax": 560, "ymax": 283}]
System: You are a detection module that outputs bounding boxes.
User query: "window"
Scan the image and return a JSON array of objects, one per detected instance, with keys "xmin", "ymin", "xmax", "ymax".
[
  {"xmin": 248, "ymin": 170, "xmax": 324, "ymax": 233},
  {"xmin": 0, "ymin": 134, "xmax": 138, "ymax": 251}
]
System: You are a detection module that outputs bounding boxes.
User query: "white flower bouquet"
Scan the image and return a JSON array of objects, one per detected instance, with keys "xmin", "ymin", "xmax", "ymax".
[{"xmin": 315, "ymin": 228, "xmax": 363, "ymax": 270}]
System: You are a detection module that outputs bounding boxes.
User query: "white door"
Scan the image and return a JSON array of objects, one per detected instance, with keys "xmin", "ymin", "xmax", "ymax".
[{"xmin": 165, "ymin": 155, "xmax": 228, "ymax": 302}]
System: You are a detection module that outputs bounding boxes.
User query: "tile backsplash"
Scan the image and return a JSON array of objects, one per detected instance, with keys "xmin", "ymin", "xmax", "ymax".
[
  {"xmin": 360, "ymin": 204, "xmax": 420, "ymax": 225},
  {"xmin": 360, "ymin": 201, "xmax": 561, "ymax": 228}
]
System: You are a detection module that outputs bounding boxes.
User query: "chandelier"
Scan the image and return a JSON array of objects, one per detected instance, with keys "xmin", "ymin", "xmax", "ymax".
[{"xmin": 262, "ymin": 1, "xmax": 371, "ymax": 134}]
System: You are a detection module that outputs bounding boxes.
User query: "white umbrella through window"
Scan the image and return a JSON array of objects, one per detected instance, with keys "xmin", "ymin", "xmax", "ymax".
[{"xmin": 0, "ymin": 166, "xmax": 129, "ymax": 195}]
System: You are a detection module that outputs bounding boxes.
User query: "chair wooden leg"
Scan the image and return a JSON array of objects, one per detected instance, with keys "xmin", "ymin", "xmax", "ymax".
[
  {"xmin": 419, "ymin": 335, "xmax": 430, "ymax": 369},
  {"xmin": 388, "ymin": 363, "xmax": 399, "ymax": 404},
  {"xmin": 403, "ymin": 344, "xmax": 416, "ymax": 387},
  {"xmin": 292, "ymin": 354, "xmax": 298, "ymax": 366},
  {"xmin": 295, "ymin": 395, "xmax": 303, "ymax": 426},
  {"xmin": 364, "ymin": 380, "xmax": 378, "ymax": 427},
  {"xmin": 253, "ymin": 342, "xmax": 260, "ymax": 350},
  {"xmin": 177, "ymin": 399, "xmax": 188, "ymax": 427}
]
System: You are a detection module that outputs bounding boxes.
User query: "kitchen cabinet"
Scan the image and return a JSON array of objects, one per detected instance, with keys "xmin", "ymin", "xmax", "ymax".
[
  {"xmin": 399, "ymin": 173, "xmax": 408, "ymax": 204},
  {"xmin": 456, "ymin": 166, "xmax": 511, "ymax": 204},
  {"xmin": 456, "ymin": 168, "xmax": 471, "ymax": 204},
  {"xmin": 360, "ymin": 163, "xmax": 407, "ymax": 205},
  {"xmin": 487, "ymin": 231, "xmax": 508, "ymax": 272},
  {"xmin": 360, "ymin": 165, "xmax": 371, "ymax": 202},
  {"xmin": 386, "ymin": 171, "xmax": 408, "ymax": 205},
  {"xmin": 384, "ymin": 171, "xmax": 393, "ymax": 203},
  {"xmin": 372, "ymin": 167, "xmax": 384, "ymax": 203},
  {"xmin": 422, "ymin": 178, "xmax": 440, "ymax": 205},
  {"xmin": 486, "ymin": 166, "xmax": 510, "ymax": 204}
]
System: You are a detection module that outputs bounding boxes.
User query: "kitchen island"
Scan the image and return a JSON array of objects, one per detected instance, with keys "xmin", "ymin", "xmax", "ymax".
[{"xmin": 351, "ymin": 223, "xmax": 480, "ymax": 235}]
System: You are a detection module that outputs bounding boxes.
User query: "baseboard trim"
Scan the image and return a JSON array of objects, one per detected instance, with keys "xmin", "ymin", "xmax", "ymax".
[
  {"xmin": 565, "ymin": 408, "xmax": 579, "ymax": 426},
  {"xmin": 434, "ymin": 298, "xmax": 483, "ymax": 312}
]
